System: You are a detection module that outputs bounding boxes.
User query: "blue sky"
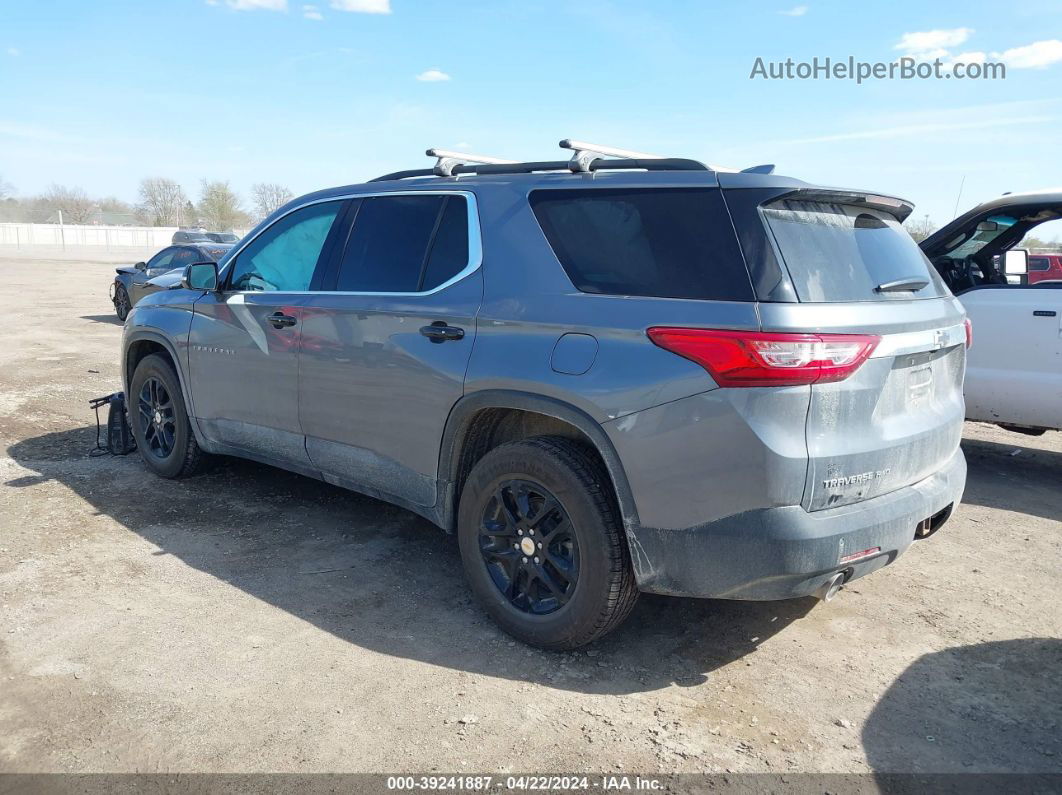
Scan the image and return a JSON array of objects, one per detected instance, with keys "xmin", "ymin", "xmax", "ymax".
[{"xmin": 1, "ymin": 0, "xmax": 1061, "ymax": 224}]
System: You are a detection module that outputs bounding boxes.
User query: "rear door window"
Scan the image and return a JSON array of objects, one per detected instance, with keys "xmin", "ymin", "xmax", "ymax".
[
  {"xmin": 530, "ymin": 188, "xmax": 753, "ymax": 301},
  {"xmin": 762, "ymin": 199, "xmax": 948, "ymax": 302},
  {"xmin": 333, "ymin": 194, "xmax": 471, "ymax": 293}
]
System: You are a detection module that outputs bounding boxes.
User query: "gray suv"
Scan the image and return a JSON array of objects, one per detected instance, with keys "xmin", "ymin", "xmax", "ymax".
[{"xmin": 121, "ymin": 142, "xmax": 967, "ymax": 649}]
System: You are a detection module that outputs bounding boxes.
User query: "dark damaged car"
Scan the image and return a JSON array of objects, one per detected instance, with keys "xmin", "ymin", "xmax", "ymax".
[{"xmin": 111, "ymin": 243, "xmax": 232, "ymax": 320}]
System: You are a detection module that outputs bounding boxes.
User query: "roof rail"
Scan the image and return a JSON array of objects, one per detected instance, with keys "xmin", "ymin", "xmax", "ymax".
[
  {"xmin": 425, "ymin": 147, "xmax": 517, "ymax": 177},
  {"xmin": 369, "ymin": 158, "xmax": 711, "ymax": 182},
  {"xmin": 369, "ymin": 138, "xmax": 725, "ymax": 182}
]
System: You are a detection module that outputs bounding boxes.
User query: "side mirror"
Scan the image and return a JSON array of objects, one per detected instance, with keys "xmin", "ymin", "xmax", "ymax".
[
  {"xmin": 135, "ymin": 261, "xmax": 147, "ymax": 270},
  {"xmin": 976, "ymin": 221, "xmax": 1000, "ymax": 232},
  {"xmin": 182, "ymin": 261, "xmax": 219, "ymax": 291},
  {"xmin": 1003, "ymin": 248, "xmax": 1029, "ymax": 276}
]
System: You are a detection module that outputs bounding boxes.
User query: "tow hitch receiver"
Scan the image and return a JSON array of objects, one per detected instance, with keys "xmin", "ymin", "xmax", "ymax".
[{"xmin": 914, "ymin": 504, "xmax": 953, "ymax": 540}]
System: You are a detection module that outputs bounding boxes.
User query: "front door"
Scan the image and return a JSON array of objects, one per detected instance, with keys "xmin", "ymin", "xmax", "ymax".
[
  {"xmin": 298, "ymin": 192, "xmax": 481, "ymax": 508},
  {"xmin": 187, "ymin": 199, "xmax": 347, "ymax": 470}
]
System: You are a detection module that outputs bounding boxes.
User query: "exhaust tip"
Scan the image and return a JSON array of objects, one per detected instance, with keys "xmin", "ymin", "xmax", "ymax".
[{"xmin": 817, "ymin": 573, "xmax": 845, "ymax": 602}]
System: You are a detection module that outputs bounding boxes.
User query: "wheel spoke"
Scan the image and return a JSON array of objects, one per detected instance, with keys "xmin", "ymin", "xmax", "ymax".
[
  {"xmin": 481, "ymin": 518, "xmax": 512, "ymax": 537},
  {"xmin": 495, "ymin": 487, "xmax": 521, "ymax": 529},
  {"xmin": 531, "ymin": 564, "xmax": 564, "ymax": 598},
  {"xmin": 513, "ymin": 488, "xmax": 532, "ymax": 522},
  {"xmin": 534, "ymin": 507, "xmax": 567, "ymax": 541}
]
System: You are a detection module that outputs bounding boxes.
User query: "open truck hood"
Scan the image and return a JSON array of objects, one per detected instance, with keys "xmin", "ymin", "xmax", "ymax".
[{"xmin": 920, "ymin": 190, "xmax": 1062, "ymax": 261}]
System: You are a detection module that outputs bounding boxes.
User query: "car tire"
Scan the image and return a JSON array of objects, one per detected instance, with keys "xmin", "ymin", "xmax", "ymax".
[
  {"xmin": 114, "ymin": 285, "xmax": 130, "ymax": 321},
  {"xmin": 128, "ymin": 353, "xmax": 205, "ymax": 479},
  {"xmin": 457, "ymin": 435, "xmax": 638, "ymax": 650}
]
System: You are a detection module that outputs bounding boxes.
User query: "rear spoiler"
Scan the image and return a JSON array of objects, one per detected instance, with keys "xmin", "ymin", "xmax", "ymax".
[{"xmin": 765, "ymin": 188, "xmax": 915, "ymax": 221}]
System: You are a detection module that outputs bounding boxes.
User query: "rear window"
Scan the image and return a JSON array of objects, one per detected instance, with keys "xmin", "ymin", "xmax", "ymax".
[
  {"xmin": 1029, "ymin": 256, "xmax": 1049, "ymax": 271},
  {"xmin": 763, "ymin": 200, "xmax": 948, "ymax": 302},
  {"xmin": 334, "ymin": 195, "xmax": 470, "ymax": 293},
  {"xmin": 198, "ymin": 245, "xmax": 230, "ymax": 262},
  {"xmin": 530, "ymin": 188, "xmax": 753, "ymax": 301}
]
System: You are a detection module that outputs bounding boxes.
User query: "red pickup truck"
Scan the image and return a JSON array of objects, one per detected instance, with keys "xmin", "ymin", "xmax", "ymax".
[{"xmin": 1028, "ymin": 253, "xmax": 1062, "ymax": 284}]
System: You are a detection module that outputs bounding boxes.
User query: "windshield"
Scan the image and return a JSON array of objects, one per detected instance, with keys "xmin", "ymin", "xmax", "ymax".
[
  {"xmin": 763, "ymin": 199, "xmax": 949, "ymax": 302},
  {"xmin": 941, "ymin": 215, "xmax": 1017, "ymax": 259}
]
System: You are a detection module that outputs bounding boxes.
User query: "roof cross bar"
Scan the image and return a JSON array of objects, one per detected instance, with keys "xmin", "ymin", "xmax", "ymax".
[
  {"xmin": 426, "ymin": 148, "xmax": 517, "ymax": 177},
  {"xmin": 559, "ymin": 137, "xmax": 748, "ymax": 173},
  {"xmin": 559, "ymin": 139, "xmax": 666, "ymax": 173}
]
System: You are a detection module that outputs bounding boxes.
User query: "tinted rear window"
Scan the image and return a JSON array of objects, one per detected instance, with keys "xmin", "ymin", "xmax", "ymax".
[
  {"xmin": 337, "ymin": 196, "xmax": 444, "ymax": 292},
  {"xmin": 762, "ymin": 200, "xmax": 948, "ymax": 302},
  {"xmin": 530, "ymin": 188, "xmax": 753, "ymax": 301},
  {"xmin": 335, "ymin": 195, "xmax": 470, "ymax": 292}
]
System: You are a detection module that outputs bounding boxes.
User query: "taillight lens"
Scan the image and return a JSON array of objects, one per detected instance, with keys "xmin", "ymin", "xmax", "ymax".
[
  {"xmin": 963, "ymin": 317, "xmax": 972, "ymax": 349},
  {"xmin": 647, "ymin": 328, "xmax": 880, "ymax": 387}
]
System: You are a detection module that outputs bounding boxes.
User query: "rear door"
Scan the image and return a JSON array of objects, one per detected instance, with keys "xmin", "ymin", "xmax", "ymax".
[
  {"xmin": 298, "ymin": 191, "xmax": 481, "ymax": 509},
  {"xmin": 754, "ymin": 196, "xmax": 967, "ymax": 511},
  {"xmin": 187, "ymin": 199, "xmax": 347, "ymax": 469}
]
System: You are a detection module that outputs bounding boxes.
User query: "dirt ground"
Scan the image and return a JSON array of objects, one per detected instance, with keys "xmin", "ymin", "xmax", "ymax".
[{"xmin": 0, "ymin": 254, "xmax": 1059, "ymax": 776}]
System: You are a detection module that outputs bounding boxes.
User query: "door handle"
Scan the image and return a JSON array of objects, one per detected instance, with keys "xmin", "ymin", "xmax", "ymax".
[
  {"xmin": 267, "ymin": 312, "xmax": 297, "ymax": 329},
  {"xmin": 419, "ymin": 323, "xmax": 465, "ymax": 343}
]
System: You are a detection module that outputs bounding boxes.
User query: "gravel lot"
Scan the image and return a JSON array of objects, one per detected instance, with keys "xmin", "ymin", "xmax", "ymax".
[{"xmin": 1, "ymin": 254, "xmax": 1059, "ymax": 776}]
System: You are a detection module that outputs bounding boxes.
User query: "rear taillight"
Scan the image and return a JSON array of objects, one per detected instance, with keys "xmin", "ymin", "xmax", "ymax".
[
  {"xmin": 964, "ymin": 317, "xmax": 973, "ymax": 349},
  {"xmin": 647, "ymin": 328, "xmax": 880, "ymax": 387}
]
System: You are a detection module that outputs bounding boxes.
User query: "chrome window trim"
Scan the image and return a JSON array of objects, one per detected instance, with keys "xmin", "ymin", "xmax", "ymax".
[{"xmin": 219, "ymin": 190, "xmax": 483, "ymax": 298}]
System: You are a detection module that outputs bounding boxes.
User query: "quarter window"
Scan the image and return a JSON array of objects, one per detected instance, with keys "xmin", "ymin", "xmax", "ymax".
[
  {"xmin": 333, "ymin": 194, "xmax": 471, "ymax": 293},
  {"xmin": 530, "ymin": 188, "xmax": 754, "ymax": 301},
  {"xmin": 229, "ymin": 201, "xmax": 342, "ymax": 292}
]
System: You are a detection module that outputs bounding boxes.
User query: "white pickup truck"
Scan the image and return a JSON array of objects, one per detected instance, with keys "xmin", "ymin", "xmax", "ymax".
[{"xmin": 921, "ymin": 191, "xmax": 1062, "ymax": 435}]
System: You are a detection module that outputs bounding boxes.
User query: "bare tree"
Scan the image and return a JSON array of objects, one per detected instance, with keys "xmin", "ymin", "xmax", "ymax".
[
  {"xmin": 41, "ymin": 184, "xmax": 96, "ymax": 224},
  {"xmin": 137, "ymin": 177, "xmax": 185, "ymax": 226},
  {"xmin": 197, "ymin": 180, "xmax": 248, "ymax": 231},
  {"xmin": 0, "ymin": 175, "xmax": 13, "ymax": 200},
  {"xmin": 905, "ymin": 214, "xmax": 937, "ymax": 243},
  {"xmin": 251, "ymin": 182, "xmax": 294, "ymax": 221}
]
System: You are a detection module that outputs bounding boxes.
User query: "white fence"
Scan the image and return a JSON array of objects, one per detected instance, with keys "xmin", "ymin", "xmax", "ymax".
[{"xmin": 0, "ymin": 223, "xmax": 179, "ymax": 249}]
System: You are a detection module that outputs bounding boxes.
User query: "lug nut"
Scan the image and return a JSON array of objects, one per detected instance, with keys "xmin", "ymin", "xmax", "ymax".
[
  {"xmin": 537, "ymin": 542, "xmax": 542, "ymax": 549},
  {"xmin": 517, "ymin": 529, "xmax": 523, "ymax": 535},
  {"xmin": 528, "ymin": 529, "xmax": 535, "ymax": 536},
  {"xmin": 513, "ymin": 543, "xmax": 520, "ymax": 550},
  {"xmin": 522, "ymin": 557, "xmax": 528, "ymax": 563},
  {"xmin": 533, "ymin": 557, "xmax": 540, "ymax": 564}
]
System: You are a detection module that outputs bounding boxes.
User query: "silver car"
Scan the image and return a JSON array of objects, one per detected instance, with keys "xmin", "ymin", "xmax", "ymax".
[{"xmin": 120, "ymin": 142, "xmax": 967, "ymax": 649}]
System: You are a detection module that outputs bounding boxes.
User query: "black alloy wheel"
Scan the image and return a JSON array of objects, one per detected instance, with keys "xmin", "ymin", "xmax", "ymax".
[
  {"xmin": 137, "ymin": 376, "xmax": 177, "ymax": 459},
  {"xmin": 114, "ymin": 285, "xmax": 130, "ymax": 320},
  {"xmin": 478, "ymin": 479, "xmax": 580, "ymax": 615}
]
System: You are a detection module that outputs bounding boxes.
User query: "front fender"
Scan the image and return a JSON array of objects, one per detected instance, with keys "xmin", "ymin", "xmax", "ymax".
[{"xmin": 122, "ymin": 296, "xmax": 203, "ymax": 443}]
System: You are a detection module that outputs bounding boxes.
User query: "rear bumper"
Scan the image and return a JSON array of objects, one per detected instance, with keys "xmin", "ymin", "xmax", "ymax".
[{"xmin": 627, "ymin": 448, "xmax": 966, "ymax": 599}]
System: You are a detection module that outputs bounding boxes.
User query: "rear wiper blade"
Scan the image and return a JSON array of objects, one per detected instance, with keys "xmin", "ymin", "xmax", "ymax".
[{"xmin": 875, "ymin": 277, "xmax": 929, "ymax": 293}]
